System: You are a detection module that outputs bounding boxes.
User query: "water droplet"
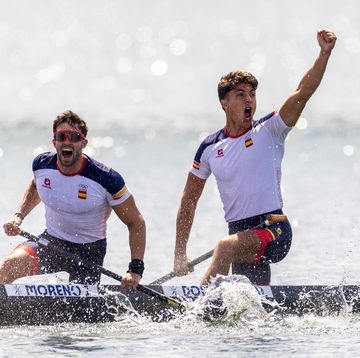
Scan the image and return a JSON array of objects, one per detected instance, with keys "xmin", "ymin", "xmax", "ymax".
[
  {"xmin": 169, "ymin": 39, "xmax": 188, "ymax": 56},
  {"xmin": 296, "ymin": 117, "xmax": 308, "ymax": 130},
  {"xmin": 151, "ymin": 59, "xmax": 168, "ymax": 76},
  {"xmin": 343, "ymin": 145, "xmax": 354, "ymax": 156}
]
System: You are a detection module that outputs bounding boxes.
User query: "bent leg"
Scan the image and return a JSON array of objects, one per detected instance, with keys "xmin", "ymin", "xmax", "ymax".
[
  {"xmin": 232, "ymin": 262, "xmax": 271, "ymax": 285},
  {"xmin": 0, "ymin": 248, "xmax": 36, "ymax": 283},
  {"xmin": 200, "ymin": 231, "xmax": 260, "ymax": 285}
]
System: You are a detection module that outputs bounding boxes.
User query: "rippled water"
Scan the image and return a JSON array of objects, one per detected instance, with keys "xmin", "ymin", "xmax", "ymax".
[{"xmin": 1, "ymin": 0, "xmax": 360, "ymax": 356}]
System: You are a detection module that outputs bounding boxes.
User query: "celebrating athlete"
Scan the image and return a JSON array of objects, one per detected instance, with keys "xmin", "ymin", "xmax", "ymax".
[
  {"xmin": 2, "ymin": 110, "xmax": 146, "ymax": 289},
  {"xmin": 173, "ymin": 30, "xmax": 337, "ymax": 285}
]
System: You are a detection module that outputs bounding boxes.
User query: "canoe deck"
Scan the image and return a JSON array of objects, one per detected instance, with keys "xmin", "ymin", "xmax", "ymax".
[{"xmin": 1, "ymin": 284, "xmax": 360, "ymax": 325}]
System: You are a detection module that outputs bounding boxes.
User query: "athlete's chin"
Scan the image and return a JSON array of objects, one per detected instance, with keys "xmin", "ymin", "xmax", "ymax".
[
  {"xmin": 59, "ymin": 156, "xmax": 76, "ymax": 167},
  {"xmin": 242, "ymin": 118, "xmax": 253, "ymax": 128}
]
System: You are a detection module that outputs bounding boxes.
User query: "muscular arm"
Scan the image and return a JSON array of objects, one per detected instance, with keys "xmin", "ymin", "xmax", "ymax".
[
  {"xmin": 3, "ymin": 178, "xmax": 41, "ymax": 236},
  {"xmin": 279, "ymin": 30, "xmax": 337, "ymax": 127},
  {"xmin": 18, "ymin": 179, "xmax": 41, "ymax": 217},
  {"xmin": 174, "ymin": 172, "xmax": 206, "ymax": 274},
  {"xmin": 112, "ymin": 195, "xmax": 146, "ymax": 261},
  {"xmin": 112, "ymin": 195, "xmax": 146, "ymax": 289}
]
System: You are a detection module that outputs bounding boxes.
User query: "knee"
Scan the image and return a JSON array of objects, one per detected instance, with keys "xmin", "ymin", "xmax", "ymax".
[
  {"xmin": 0, "ymin": 256, "xmax": 15, "ymax": 270},
  {"xmin": 0, "ymin": 256, "xmax": 18, "ymax": 283},
  {"xmin": 0, "ymin": 255, "xmax": 26, "ymax": 274},
  {"xmin": 0, "ymin": 252, "xmax": 34, "ymax": 283},
  {"xmin": 215, "ymin": 232, "xmax": 259, "ymax": 262}
]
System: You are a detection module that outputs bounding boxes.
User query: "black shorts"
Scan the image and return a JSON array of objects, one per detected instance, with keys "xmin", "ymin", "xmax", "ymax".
[
  {"xmin": 17, "ymin": 231, "xmax": 107, "ymax": 284},
  {"xmin": 229, "ymin": 209, "xmax": 292, "ymax": 285}
]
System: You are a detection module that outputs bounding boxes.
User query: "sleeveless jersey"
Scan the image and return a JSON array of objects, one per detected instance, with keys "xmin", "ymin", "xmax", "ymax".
[
  {"xmin": 33, "ymin": 152, "xmax": 131, "ymax": 243},
  {"xmin": 190, "ymin": 111, "xmax": 292, "ymax": 222}
]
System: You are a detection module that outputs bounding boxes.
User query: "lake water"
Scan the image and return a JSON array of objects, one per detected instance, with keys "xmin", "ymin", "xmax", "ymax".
[{"xmin": 0, "ymin": 0, "xmax": 360, "ymax": 356}]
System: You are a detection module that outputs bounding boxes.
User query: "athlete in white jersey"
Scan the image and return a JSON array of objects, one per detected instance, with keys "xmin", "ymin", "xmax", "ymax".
[
  {"xmin": 2, "ymin": 111, "xmax": 146, "ymax": 289},
  {"xmin": 174, "ymin": 30, "xmax": 337, "ymax": 285}
]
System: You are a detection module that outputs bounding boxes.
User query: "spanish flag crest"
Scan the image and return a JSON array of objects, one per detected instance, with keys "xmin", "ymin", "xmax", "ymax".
[
  {"xmin": 245, "ymin": 137, "xmax": 253, "ymax": 148},
  {"xmin": 78, "ymin": 184, "xmax": 88, "ymax": 199}
]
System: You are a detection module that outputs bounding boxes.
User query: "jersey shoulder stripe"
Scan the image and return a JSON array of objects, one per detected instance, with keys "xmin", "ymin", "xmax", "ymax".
[
  {"xmin": 194, "ymin": 128, "xmax": 228, "ymax": 164},
  {"xmin": 112, "ymin": 185, "xmax": 128, "ymax": 199},
  {"xmin": 81, "ymin": 157, "xmax": 126, "ymax": 196},
  {"xmin": 32, "ymin": 152, "xmax": 57, "ymax": 172},
  {"xmin": 253, "ymin": 111, "xmax": 276, "ymax": 128}
]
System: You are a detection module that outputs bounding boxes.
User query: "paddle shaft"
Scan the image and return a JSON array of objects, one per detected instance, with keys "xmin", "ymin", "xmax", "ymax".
[
  {"xmin": 150, "ymin": 250, "xmax": 214, "ymax": 285},
  {"xmin": 150, "ymin": 213, "xmax": 287, "ymax": 285},
  {"xmin": 19, "ymin": 231, "xmax": 185, "ymax": 311}
]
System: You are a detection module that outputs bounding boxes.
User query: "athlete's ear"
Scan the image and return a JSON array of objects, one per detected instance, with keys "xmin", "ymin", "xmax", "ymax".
[
  {"xmin": 52, "ymin": 139, "xmax": 56, "ymax": 147},
  {"xmin": 220, "ymin": 98, "xmax": 227, "ymax": 111},
  {"xmin": 81, "ymin": 139, "xmax": 88, "ymax": 149}
]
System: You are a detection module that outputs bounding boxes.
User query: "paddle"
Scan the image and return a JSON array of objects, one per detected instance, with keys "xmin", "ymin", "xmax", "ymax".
[
  {"xmin": 18, "ymin": 231, "xmax": 186, "ymax": 313},
  {"xmin": 150, "ymin": 213, "xmax": 288, "ymax": 285}
]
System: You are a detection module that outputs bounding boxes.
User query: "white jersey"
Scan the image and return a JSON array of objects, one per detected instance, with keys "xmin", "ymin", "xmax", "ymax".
[
  {"xmin": 33, "ymin": 152, "xmax": 131, "ymax": 244},
  {"xmin": 190, "ymin": 111, "xmax": 292, "ymax": 222}
]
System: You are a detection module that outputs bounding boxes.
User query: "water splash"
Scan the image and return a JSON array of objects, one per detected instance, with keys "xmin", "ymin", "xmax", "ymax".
[{"xmin": 179, "ymin": 275, "xmax": 270, "ymax": 328}]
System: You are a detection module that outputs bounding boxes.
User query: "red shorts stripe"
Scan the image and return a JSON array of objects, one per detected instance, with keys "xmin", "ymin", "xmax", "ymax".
[
  {"xmin": 15, "ymin": 244, "xmax": 39, "ymax": 275},
  {"xmin": 249, "ymin": 228, "xmax": 276, "ymax": 264}
]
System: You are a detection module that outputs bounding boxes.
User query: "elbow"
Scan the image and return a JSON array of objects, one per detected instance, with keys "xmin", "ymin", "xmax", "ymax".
[
  {"xmin": 295, "ymin": 87, "xmax": 314, "ymax": 103},
  {"xmin": 136, "ymin": 215, "xmax": 146, "ymax": 232}
]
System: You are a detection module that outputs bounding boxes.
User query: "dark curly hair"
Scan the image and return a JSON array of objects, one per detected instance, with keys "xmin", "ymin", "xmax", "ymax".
[
  {"xmin": 53, "ymin": 110, "xmax": 88, "ymax": 137},
  {"xmin": 217, "ymin": 71, "xmax": 258, "ymax": 101}
]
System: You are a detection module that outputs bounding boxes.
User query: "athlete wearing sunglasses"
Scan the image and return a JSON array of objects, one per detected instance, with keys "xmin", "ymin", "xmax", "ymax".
[{"xmin": 2, "ymin": 110, "xmax": 146, "ymax": 290}]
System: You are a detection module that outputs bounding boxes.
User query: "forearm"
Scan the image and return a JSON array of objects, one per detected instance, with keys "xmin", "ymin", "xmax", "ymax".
[
  {"xmin": 4, "ymin": 179, "xmax": 41, "ymax": 236},
  {"xmin": 17, "ymin": 179, "xmax": 41, "ymax": 218},
  {"xmin": 280, "ymin": 30, "xmax": 336, "ymax": 127},
  {"xmin": 128, "ymin": 218, "xmax": 146, "ymax": 261},
  {"xmin": 175, "ymin": 199, "xmax": 197, "ymax": 256},
  {"xmin": 123, "ymin": 217, "xmax": 145, "ymax": 288},
  {"xmin": 296, "ymin": 30, "xmax": 336, "ymax": 101},
  {"xmin": 296, "ymin": 50, "xmax": 332, "ymax": 101}
]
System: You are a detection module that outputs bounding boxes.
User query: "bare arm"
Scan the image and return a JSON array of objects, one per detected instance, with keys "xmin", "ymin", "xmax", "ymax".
[
  {"xmin": 112, "ymin": 195, "xmax": 146, "ymax": 289},
  {"xmin": 174, "ymin": 172, "xmax": 206, "ymax": 275},
  {"xmin": 279, "ymin": 30, "xmax": 337, "ymax": 127},
  {"xmin": 3, "ymin": 178, "xmax": 41, "ymax": 236}
]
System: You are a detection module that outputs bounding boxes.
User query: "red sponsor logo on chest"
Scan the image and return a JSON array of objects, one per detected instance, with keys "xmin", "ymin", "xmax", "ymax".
[
  {"xmin": 42, "ymin": 178, "xmax": 51, "ymax": 189},
  {"xmin": 216, "ymin": 148, "xmax": 224, "ymax": 158}
]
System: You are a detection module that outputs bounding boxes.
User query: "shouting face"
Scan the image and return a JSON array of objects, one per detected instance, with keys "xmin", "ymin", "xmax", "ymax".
[
  {"xmin": 52, "ymin": 123, "xmax": 88, "ymax": 174},
  {"xmin": 220, "ymin": 83, "xmax": 257, "ymax": 133}
]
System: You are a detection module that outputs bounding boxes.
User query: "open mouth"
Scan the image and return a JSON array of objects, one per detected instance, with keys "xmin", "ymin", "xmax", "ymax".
[
  {"xmin": 244, "ymin": 107, "xmax": 252, "ymax": 119},
  {"xmin": 61, "ymin": 147, "xmax": 74, "ymax": 159}
]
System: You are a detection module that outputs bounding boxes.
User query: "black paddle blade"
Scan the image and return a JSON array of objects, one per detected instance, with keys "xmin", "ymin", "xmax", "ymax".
[{"xmin": 199, "ymin": 299, "xmax": 228, "ymax": 322}]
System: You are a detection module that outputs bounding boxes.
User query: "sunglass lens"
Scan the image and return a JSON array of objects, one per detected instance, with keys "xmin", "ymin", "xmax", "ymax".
[
  {"xmin": 54, "ymin": 132, "xmax": 66, "ymax": 141},
  {"xmin": 68, "ymin": 132, "xmax": 82, "ymax": 142},
  {"xmin": 54, "ymin": 131, "xmax": 82, "ymax": 142}
]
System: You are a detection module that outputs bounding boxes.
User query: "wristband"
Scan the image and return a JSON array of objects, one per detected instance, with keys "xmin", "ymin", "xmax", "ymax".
[
  {"xmin": 14, "ymin": 212, "xmax": 24, "ymax": 221},
  {"xmin": 127, "ymin": 259, "xmax": 144, "ymax": 277}
]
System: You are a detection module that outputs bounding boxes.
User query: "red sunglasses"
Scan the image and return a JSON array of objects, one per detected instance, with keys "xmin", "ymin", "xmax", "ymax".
[{"xmin": 53, "ymin": 130, "xmax": 85, "ymax": 143}]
